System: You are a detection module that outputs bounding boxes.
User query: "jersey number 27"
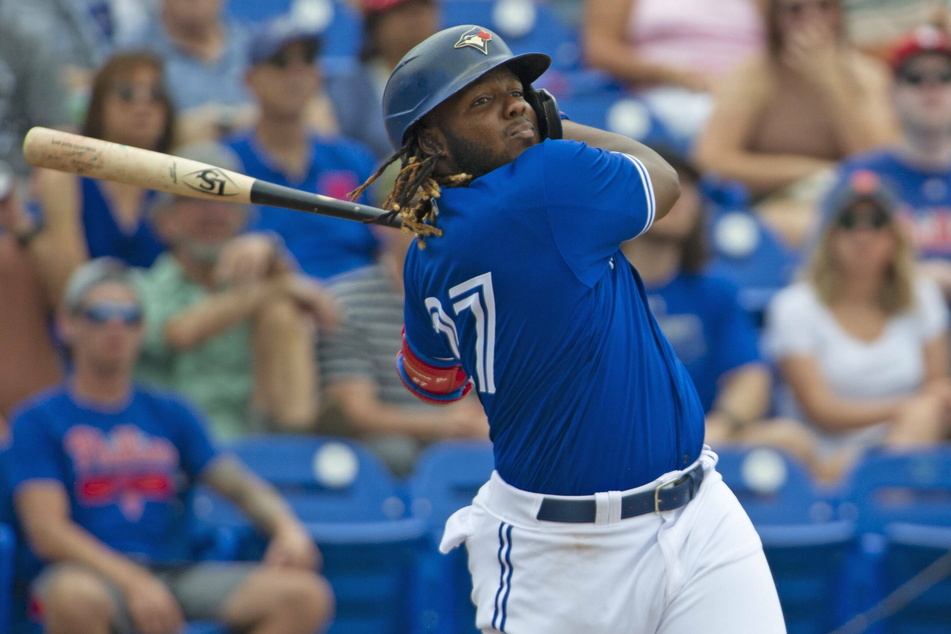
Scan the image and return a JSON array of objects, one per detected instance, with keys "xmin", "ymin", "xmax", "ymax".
[{"xmin": 425, "ymin": 272, "xmax": 497, "ymax": 395}]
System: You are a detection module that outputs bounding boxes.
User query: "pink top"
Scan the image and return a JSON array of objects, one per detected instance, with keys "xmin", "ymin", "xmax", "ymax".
[{"xmin": 628, "ymin": 0, "xmax": 764, "ymax": 78}]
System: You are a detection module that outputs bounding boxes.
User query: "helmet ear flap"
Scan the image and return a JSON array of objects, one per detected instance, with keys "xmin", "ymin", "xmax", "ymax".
[{"xmin": 524, "ymin": 87, "xmax": 562, "ymax": 140}]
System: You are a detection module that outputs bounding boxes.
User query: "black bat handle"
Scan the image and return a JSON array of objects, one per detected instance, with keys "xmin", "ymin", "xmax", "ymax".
[{"xmin": 250, "ymin": 180, "xmax": 402, "ymax": 228}]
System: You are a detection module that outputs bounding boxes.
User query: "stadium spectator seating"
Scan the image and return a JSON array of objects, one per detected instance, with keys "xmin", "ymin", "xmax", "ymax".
[
  {"xmin": 408, "ymin": 439, "xmax": 494, "ymax": 634},
  {"xmin": 192, "ymin": 435, "xmax": 427, "ymax": 634},
  {"xmin": 715, "ymin": 447, "xmax": 854, "ymax": 634}
]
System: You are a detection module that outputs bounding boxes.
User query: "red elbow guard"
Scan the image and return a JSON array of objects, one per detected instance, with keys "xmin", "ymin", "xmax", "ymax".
[{"xmin": 398, "ymin": 330, "xmax": 472, "ymax": 404}]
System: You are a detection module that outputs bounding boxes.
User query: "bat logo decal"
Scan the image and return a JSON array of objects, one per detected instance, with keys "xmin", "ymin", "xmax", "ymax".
[{"xmin": 182, "ymin": 167, "xmax": 239, "ymax": 197}]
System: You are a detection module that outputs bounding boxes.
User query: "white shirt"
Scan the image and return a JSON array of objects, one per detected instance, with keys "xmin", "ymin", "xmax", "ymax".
[{"xmin": 763, "ymin": 277, "xmax": 949, "ymax": 455}]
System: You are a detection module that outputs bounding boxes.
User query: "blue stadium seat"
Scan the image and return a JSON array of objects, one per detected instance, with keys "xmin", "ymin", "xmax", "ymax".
[
  {"xmin": 407, "ymin": 440, "xmax": 494, "ymax": 634},
  {"xmin": 409, "ymin": 440, "xmax": 494, "ymax": 634},
  {"xmin": 441, "ymin": 0, "xmax": 581, "ymax": 71},
  {"xmin": 881, "ymin": 523, "xmax": 951, "ymax": 634},
  {"xmin": 838, "ymin": 446, "xmax": 951, "ymax": 536},
  {"xmin": 193, "ymin": 435, "xmax": 427, "ymax": 634},
  {"xmin": 715, "ymin": 447, "xmax": 854, "ymax": 634},
  {"xmin": 836, "ymin": 446, "xmax": 951, "ymax": 630},
  {"xmin": 703, "ymin": 180, "xmax": 801, "ymax": 323}
]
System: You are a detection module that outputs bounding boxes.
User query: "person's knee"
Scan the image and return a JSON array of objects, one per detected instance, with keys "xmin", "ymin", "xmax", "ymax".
[
  {"xmin": 41, "ymin": 565, "xmax": 116, "ymax": 629},
  {"xmin": 239, "ymin": 567, "xmax": 334, "ymax": 630},
  {"xmin": 276, "ymin": 570, "xmax": 335, "ymax": 626}
]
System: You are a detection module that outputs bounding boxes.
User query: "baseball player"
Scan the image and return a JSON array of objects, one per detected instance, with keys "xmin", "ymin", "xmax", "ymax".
[{"xmin": 352, "ymin": 25, "xmax": 786, "ymax": 634}]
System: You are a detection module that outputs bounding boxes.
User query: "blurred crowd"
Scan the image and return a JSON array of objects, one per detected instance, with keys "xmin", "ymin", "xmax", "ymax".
[{"xmin": 2, "ymin": 0, "xmax": 951, "ymax": 629}]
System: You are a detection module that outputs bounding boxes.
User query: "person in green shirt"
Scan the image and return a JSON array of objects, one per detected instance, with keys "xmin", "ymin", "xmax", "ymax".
[{"xmin": 134, "ymin": 141, "xmax": 339, "ymax": 440}]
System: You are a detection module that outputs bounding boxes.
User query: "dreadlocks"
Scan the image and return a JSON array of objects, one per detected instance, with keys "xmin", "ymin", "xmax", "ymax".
[{"xmin": 349, "ymin": 130, "xmax": 471, "ymax": 247}]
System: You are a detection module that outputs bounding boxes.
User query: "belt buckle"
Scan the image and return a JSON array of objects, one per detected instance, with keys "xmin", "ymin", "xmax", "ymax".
[{"xmin": 654, "ymin": 478, "xmax": 678, "ymax": 514}]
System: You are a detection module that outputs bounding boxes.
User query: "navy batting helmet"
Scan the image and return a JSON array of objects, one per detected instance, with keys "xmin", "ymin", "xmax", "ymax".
[{"xmin": 382, "ymin": 25, "xmax": 551, "ymax": 149}]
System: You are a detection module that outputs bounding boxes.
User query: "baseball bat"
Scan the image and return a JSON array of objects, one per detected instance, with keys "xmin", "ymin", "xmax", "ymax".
[{"xmin": 22, "ymin": 127, "xmax": 400, "ymax": 228}]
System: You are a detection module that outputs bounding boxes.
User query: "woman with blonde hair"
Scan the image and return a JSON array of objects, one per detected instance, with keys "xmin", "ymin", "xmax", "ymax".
[{"xmin": 764, "ymin": 170, "xmax": 951, "ymax": 482}]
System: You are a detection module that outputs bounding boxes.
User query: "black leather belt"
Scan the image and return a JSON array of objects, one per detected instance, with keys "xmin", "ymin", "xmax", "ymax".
[{"xmin": 536, "ymin": 462, "xmax": 705, "ymax": 523}]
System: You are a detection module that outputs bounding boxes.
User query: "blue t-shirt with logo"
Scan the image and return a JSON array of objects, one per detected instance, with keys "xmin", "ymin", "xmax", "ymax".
[
  {"xmin": 8, "ymin": 384, "xmax": 219, "ymax": 564},
  {"xmin": 228, "ymin": 132, "xmax": 380, "ymax": 279}
]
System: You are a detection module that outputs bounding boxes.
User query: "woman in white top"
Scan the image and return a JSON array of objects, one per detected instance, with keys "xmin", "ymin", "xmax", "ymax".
[{"xmin": 764, "ymin": 170, "xmax": 951, "ymax": 482}]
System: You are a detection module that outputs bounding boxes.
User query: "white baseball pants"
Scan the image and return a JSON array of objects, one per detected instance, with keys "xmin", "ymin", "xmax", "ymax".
[{"xmin": 440, "ymin": 447, "xmax": 787, "ymax": 634}]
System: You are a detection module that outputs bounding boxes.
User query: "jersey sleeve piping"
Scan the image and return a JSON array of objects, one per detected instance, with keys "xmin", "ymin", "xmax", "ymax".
[{"xmin": 619, "ymin": 153, "xmax": 655, "ymax": 237}]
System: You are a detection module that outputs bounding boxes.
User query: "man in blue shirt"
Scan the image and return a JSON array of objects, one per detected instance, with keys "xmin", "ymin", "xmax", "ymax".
[
  {"xmin": 227, "ymin": 16, "xmax": 380, "ymax": 280},
  {"xmin": 8, "ymin": 258, "xmax": 332, "ymax": 634},
  {"xmin": 353, "ymin": 25, "xmax": 785, "ymax": 634}
]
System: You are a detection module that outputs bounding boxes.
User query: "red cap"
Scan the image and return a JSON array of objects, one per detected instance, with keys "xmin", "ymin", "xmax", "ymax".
[{"xmin": 890, "ymin": 25, "xmax": 951, "ymax": 71}]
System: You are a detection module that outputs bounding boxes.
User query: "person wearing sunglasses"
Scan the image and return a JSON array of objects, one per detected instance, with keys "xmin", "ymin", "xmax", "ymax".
[
  {"xmin": 225, "ymin": 16, "xmax": 380, "ymax": 281},
  {"xmin": 823, "ymin": 25, "xmax": 951, "ymax": 300},
  {"xmin": 5, "ymin": 257, "xmax": 334, "ymax": 634},
  {"xmin": 32, "ymin": 51, "xmax": 176, "ymax": 305},
  {"xmin": 694, "ymin": 0, "xmax": 898, "ymax": 249},
  {"xmin": 763, "ymin": 170, "xmax": 951, "ymax": 483}
]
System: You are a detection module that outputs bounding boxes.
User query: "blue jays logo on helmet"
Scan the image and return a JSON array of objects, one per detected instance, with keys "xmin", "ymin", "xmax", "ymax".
[
  {"xmin": 454, "ymin": 27, "xmax": 493, "ymax": 55},
  {"xmin": 382, "ymin": 25, "xmax": 551, "ymax": 149}
]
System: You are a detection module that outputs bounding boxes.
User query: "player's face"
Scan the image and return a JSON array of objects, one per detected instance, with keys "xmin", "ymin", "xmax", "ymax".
[
  {"xmin": 63, "ymin": 283, "xmax": 144, "ymax": 375},
  {"xmin": 425, "ymin": 67, "xmax": 540, "ymax": 179},
  {"xmin": 894, "ymin": 53, "xmax": 951, "ymax": 132},
  {"xmin": 102, "ymin": 65, "xmax": 169, "ymax": 150}
]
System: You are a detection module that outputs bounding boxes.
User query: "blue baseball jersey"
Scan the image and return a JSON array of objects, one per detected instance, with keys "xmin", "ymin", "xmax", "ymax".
[
  {"xmin": 828, "ymin": 150, "xmax": 951, "ymax": 258},
  {"xmin": 403, "ymin": 140, "xmax": 705, "ymax": 496},
  {"xmin": 644, "ymin": 272, "xmax": 762, "ymax": 413},
  {"xmin": 227, "ymin": 132, "xmax": 380, "ymax": 279},
  {"xmin": 8, "ymin": 384, "xmax": 219, "ymax": 564}
]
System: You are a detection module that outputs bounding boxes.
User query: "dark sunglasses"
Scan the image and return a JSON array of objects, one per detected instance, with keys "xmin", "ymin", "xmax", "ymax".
[
  {"xmin": 837, "ymin": 208, "xmax": 892, "ymax": 230},
  {"xmin": 111, "ymin": 82, "xmax": 166, "ymax": 104},
  {"xmin": 80, "ymin": 301, "xmax": 143, "ymax": 326},
  {"xmin": 898, "ymin": 70, "xmax": 951, "ymax": 87},
  {"xmin": 266, "ymin": 43, "xmax": 320, "ymax": 69}
]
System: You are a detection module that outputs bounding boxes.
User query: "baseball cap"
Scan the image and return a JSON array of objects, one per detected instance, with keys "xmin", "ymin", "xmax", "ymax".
[
  {"xmin": 823, "ymin": 170, "xmax": 897, "ymax": 228},
  {"xmin": 889, "ymin": 25, "xmax": 951, "ymax": 73},
  {"xmin": 248, "ymin": 16, "xmax": 322, "ymax": 66},
  {"xmin": 63, "ymin": 257, "xmax": 139, "ymax": 314}
]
